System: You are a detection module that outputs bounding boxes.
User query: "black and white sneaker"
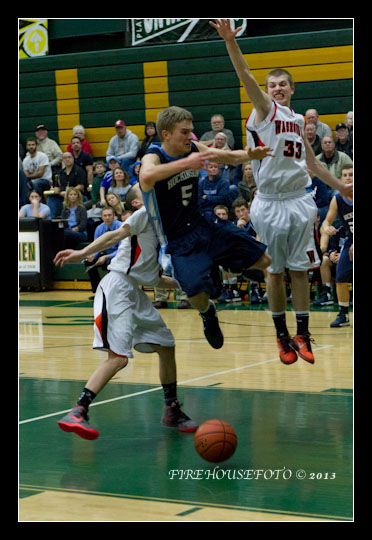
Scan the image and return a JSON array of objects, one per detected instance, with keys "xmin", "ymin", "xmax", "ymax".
[
  {"xmin": 313, "ymin": 291, "xmax": 334, "ymax": 306},
  {"xmin": 330, "ymin": 312, "xmax": 350, "ymax": 327},
  {"xmin": 161, "ymin": 401, "xmax": 198, "ymax": 432},
  {"xmin": 200, "ymin": 301, "xmax": 224, "ymax": 349}
]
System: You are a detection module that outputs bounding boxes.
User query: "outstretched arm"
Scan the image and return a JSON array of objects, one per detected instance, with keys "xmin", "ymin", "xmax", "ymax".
[
  {"xmin": 195, "ymin": 141, "xmax": 274, "ymax": 165},
  {"xmin": 210, "ymin": 19, "xmax": 271, "ymax": 119},
  {"xmin": 140, "ymin": 151, "xmax": 215, "ymax": 192},
  {"xmin": 54, "ymin": 224, "xmax": 130, "ymax": 267},
  {"xmin": 304, "ymin": 136, "xmax": 353, "ymax": 198}
]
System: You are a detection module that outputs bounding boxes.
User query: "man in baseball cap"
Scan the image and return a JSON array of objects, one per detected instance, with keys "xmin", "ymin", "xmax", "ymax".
[
  {"xmin": 335, "ymin": 123, "xmax": 353, "ymax": 159},
  {"xmin": 34, "ymin": 124, "xmax": 63, "ymax": 173},
  {"xmin": 106, "ymin": 119, "xmax": 140, "ymax": 173}
]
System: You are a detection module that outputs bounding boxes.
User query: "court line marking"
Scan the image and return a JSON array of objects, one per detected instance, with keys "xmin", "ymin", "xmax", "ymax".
[
  {"xmin": 19, "ymin": 345, "xmax": 332, "ymax": 425},
  {"xmin": 18, "ymin": 483, "xmax": 351, "ymax": 521}
]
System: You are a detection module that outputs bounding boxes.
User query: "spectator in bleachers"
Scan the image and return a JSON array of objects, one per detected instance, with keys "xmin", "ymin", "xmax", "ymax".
[
  {"xmin": 19, "ymin": 189, "xmax": 51, "ymax": 219},
  {"xmin": 85, "ymin": 160, "xmax": 106, "ymax": 210},
  {"xmin": 345, "ymin": 111, "xmax": 353, "ymax": 136},
  {"xmin": 335, "ymin": 122, "xmax": 353, "ymax": 160},
  {"xmin": 35, "ymin": 124, "xmax": 63, "ymax": 175},
  {"xmin": 137, "ymin": 121, "xmax": 161, "ymax": 159},
  {"xmin": 70, "ymin": 136, "xmax": 94, "ymax": 191},
  {"xmin": 99, "ymin": 156, "xmax": 121, "ymax": 205},
  {"xmin": 105, "ymin": 191, "xmax": 126, "ymax": 221},
  {"xmin": 231, "ymin": 197, "xmax": 267, "ymax": 304},
  {"xmin": 198, "ymin": 161, "xmax": 231, "ymax": 213},
  {"xmin": 199, "ymin": 113, "xmax": 235, "ymax": 149},
  {"xmin": 129, "ymin": 161, "xmax": 141, "ymax": 186},
  {"xmin": 47, "ymin": 151, "xmax": 87, "ymax": 218},
  {"xmin": 107, "ymin": 167, "xmax": 131, "ymax": 201},
  {"xmin": 237, "ymin": 161, "xmax": 256, "ymax": 203},
  {"xmin": 22, "ymin": 137, "xmax": 52, "ymax": 194},
  {"xmin": 305, "ymin": 109, "xmax": 333, "ymax": 140},
  {"xmin": 84, "ymin": 206, "xmax": 122, "ymax": 299},
  {"xmin": 61, "ymin": 187, "xmax": 88, "ymax": 249},
  {"xmin": 211, "ymin": 132, "xmax": 238, "ymax": 199},
  {"xmin": 106, "ymin": 119, "xmax": 140, "ymax": 173},
  {"xmin": 316, "ymin": 136, "xmax": 353, "ymax": 180},
  {"xmin": 67, "ymin": 125, "xmax": 93, "ymax": 156},
  {"xmin": 305, "ymin": 122, "xmax": 322, "ymax": 156}
]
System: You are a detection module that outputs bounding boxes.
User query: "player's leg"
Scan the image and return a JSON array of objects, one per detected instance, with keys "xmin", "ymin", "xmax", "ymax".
[
  {"xmin": 313, "ymin": 256, "xmax": 334, "ymax": 306},
  {"xmin": 132, "ymin": 292, "xmax": 197, "ymax": 432},
  {"xmin": 151, "ymin": 344, "xmax": 198, "ymax": 432},
  {"xmin": 58, "ymin": 272, "xmax": 133, "ymax": 440},
  {"xmin": 286, "ymin": 195, "xmax": 319, "ymax": 364},
  {"xmin": 57, "ymin": 351, "xmax": 128, "ymax": 440},
  {"xmin": 266, "ymin": 271, "xmax": 298, "ymax": 365},
  {"xmin": 289, "ymin": 269, "xmax": 314, "ymax": 364},
  {"xmin": 170, "ymin": 248, "xmax": 224, "ymax": 350}
]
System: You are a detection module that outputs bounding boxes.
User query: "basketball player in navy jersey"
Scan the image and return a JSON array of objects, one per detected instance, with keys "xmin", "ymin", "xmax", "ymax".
[
  {"xmin": 211, "ymin": 19, "xmax": 353, "ymax": 364},
  {"xmin": 140, "ymin": 106, "xmax": 273, "ymax": 349},
  {"xmin": 320, "ymin": 164, "xmax": 353, "ymax": 328}
]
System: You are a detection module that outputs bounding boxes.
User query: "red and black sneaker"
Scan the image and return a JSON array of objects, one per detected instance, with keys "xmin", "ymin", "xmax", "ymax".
[
  {"xmin": 57, "ymin": 405, "xmax": 99, "ymax": 440},
  {"xmin": 161, "ymin": 401, "xmax": 198, "ymax": 432},
  {"xmin": 277, "ymin": 334, "xmax": 298, "ymax": 365},
  {"xmin": 291, "ymin": 332, "xmax": 315, "ymax": 364}
]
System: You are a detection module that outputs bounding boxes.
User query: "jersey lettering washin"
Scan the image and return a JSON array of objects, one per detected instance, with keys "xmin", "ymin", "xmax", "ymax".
[
  {"xmin": 246, "ymin": 101, "xmax": 311, "ymax": 194},
  {"xmin": 107, "ymin": 206, "xmax": 160, "ymax": 287},
  {"xmin": 143, "ymin": 142, "xmax": 201, "ymax": 242}
]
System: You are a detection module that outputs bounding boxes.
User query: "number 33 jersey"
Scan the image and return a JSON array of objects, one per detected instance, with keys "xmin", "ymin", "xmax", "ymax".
[{"xmin": 246, "ymin": 100, "xmax": 312, "ymax": 195}]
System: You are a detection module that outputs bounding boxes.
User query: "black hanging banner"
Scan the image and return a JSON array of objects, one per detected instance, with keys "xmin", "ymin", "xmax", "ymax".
[{"xmin": 130, "ymin": 19, "xmax": 247, "ymax": 46}]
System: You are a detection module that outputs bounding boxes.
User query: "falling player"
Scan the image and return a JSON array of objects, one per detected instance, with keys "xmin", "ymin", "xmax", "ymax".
[
  {"xmin": 210, "ymin": 19, "xmax": 353, "ymax": 365},
  {"xmin": 139, "ymin": 105, "xmax": 273, "ymax": 350},
  {"xmin": 53, "ymin": 184, "xmax": 198, "ymax": 439}
]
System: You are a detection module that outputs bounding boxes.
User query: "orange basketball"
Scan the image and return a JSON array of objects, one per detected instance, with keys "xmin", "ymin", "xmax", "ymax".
[{"xmin": 194, "ymin": 419, "xmax": 238, "ymax": 463}]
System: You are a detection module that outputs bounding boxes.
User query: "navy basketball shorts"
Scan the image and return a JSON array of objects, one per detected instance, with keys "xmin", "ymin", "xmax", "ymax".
[
  {"xmin": 166, "ymin": 214, "xmax": 267, "ymax": 298},
  {"xmin": 336, "ymin": 238, "xmax": 353, "ymax": 283}
]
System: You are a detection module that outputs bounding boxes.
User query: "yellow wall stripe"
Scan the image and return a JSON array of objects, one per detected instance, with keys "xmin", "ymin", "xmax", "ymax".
[
  {"xmin": 242, "ymin": 45, "xmax": 352, "ymax": 70},
  {"xmin": 143, "ymin": 61, "xmax": 168, "ymax": 78},
  {"xmin": 143, "ymin": 62, "xmax": 169, "ymax": 123},
  {"xmin": 55, "ymin": 68, "xmax": 78, "ymax": 85},
  {"xmin": 55, "ymin": 68, "xmax": 80, "ymax": 141}
]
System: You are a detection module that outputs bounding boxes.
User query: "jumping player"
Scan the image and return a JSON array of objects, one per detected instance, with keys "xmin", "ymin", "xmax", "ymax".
[
  {"xmin": 53, "ymin": 184, "xmax": 197, "ymax": 439},
  {"xmin": 139, "ymin": 105, "xmax": 273, "ymax": 350},
  {"xmin": 211, "ymin": 19, "xmax": 353, "ymax": 364}
]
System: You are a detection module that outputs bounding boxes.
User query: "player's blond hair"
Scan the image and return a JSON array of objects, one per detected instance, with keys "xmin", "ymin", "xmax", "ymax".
[{"xmin": 156, "ymin": 106, "xmax": 193, "ymax": 141}]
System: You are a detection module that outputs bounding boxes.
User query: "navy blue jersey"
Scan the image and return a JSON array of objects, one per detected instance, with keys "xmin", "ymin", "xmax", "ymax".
[
  {"xmin": 144, "ymin": 142, "xmax": 202, "ymax": 242},
  {"xmin": 335, "ymin": 194, "xmax": 353, "ymax": 239}
]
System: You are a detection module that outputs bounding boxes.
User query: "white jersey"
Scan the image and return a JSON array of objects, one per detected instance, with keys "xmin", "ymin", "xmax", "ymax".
[
  {"xmin": 246, "ymin": 101, "xmax": 311, "ymax": 195},
  {"xmin": 108, "ymin": 206, "xmax": 161, "ymax": 287}
]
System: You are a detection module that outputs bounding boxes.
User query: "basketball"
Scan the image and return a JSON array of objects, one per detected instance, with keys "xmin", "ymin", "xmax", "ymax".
[{"xmin": 194, "ymin": 419, "xmax": 238, "ymax": 463}]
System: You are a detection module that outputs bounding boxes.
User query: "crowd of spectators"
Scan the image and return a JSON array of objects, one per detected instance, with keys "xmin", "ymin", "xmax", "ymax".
[{"xmin": 19, "ymin": 110, "xmax": 353, "ymax": 310}]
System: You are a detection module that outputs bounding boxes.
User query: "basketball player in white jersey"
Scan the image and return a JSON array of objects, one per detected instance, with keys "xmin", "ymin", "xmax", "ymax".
[
  {"xmin": 53, "ymin": 184, "xmax": 198, "ymax": 439},
  {"xmin": 211, "ymin": 19, "xmax": 353, "ymax": 365}
]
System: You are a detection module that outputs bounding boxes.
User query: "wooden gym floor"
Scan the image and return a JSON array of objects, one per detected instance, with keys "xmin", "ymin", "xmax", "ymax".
[{"xmin": 19, "ymin": 289, "xmax": 353, "ymax": 522}]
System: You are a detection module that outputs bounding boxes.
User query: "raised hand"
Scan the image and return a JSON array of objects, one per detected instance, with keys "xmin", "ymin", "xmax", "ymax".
[{"xmin": 209, "ymin": 19, "xmax": 242, "ymax": 41}]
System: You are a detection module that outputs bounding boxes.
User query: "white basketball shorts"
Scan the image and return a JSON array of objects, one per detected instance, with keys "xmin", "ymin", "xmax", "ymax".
[
  {"xmin": 93, "ymin": 271, "xmax": 175, "ymax": 358},
  {"xmin": 250, "ymin": 191, "xmax": 320, "ymax": 274}
]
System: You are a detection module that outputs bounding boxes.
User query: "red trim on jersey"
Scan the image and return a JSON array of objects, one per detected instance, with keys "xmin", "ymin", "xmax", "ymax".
[{"xmin": 270, "ymin": 103, "xmax": 278, "ymax": 122}]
